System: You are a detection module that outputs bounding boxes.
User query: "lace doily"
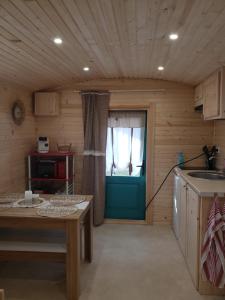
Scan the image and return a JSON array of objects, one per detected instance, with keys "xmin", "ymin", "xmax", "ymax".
[{"xmin": 37, "ymin": 205, "xmax": 78, "ymax": 218}]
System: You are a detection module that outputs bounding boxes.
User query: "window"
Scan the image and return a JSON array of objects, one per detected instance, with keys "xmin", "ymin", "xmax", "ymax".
[{"xmin": 106, "ymin": 111, "xmax": 146, "ymax": 177}]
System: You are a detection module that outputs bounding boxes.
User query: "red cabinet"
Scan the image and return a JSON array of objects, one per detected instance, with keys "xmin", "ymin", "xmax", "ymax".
[{"xmin": 28, "ymin": 152, "xmax": 74, "ymax": 194}]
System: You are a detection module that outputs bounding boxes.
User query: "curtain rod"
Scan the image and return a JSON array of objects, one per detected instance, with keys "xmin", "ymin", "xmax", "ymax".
[
  {"xmin": 111, "ymin": 89, "xmax": 165, "ymax": 93},
  {"xmin": 75, "ymin": 89, "xmax": 165, "ymax": 93},
  {"xmin": 80, "ymin": 92, "xmax": 110, "ymax": 95}
]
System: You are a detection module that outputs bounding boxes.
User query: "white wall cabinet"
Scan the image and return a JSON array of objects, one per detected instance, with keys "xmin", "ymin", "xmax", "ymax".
[
  {"xmin": 203, "ymin": 70, "xmax": 221, "ymax": 119},
  {"xmin": 34, "ymin": 92, "xmax": 60, "ymax": 116},
  {"xmin": 199, "ymin": 67, "xmax": 225, "ymax": 120},
  {"xmin": 194, "ymin": 83, "xmax": 203, "ymax": 107},
  {"xmin": 194, "ymin": 67, "xmax": 225, "ymax": 120}
]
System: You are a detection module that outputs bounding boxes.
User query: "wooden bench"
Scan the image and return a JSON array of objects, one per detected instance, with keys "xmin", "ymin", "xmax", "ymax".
[{"xmin": 0, "ymin": 241, "xmax": 66, "ymax": 262}]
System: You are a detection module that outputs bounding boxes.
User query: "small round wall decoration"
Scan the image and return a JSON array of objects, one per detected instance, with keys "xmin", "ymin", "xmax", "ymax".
[{"xmin": 12, "ymin": 100, "xmax": 25, "ymax": 125}]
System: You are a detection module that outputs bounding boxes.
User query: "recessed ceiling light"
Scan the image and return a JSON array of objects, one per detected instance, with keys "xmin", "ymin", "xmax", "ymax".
[
  {"xmin": 169, "ymin": 33, "xmax": 178, "ymax": 40},
  {"xmin": 83, "ymin": 67, "xmax": 90, "ymax": 72},
  {"xmin": 158, "ymin": 66, "xmax": 164, "ymax": 71},
  {"xmin": 53, "ymin": 37, "xmax": 63, "ymax": 45}
]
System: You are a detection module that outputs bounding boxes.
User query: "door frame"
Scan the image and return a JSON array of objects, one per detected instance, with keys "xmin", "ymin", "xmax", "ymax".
[{"xmin": 107, "ymin": 103, "xmax": 155, "ymax": 224}]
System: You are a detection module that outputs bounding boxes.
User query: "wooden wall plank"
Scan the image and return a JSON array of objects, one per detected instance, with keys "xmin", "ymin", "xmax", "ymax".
[{"xmin": 0, "ymin": 82, "xmax": 36, "ymax": 193}]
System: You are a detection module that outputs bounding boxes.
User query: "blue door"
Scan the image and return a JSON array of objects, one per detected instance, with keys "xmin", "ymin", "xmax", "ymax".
[{"xmin": 105, "ymin": 111, "xmax": 146, "ymax": 220}]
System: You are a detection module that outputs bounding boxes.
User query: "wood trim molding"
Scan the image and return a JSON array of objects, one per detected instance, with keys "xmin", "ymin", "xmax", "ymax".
[
  {"xmin": 104, "ymin": 219, "xmax": 147, "ymax": 225},
  {"xmin": 146, "ymin": 104, "xmax": 155, "ymax": 224},
  {"xmin": 51, "ymin": 79, "xmax": 192, "ymax": 93},
  {"xmin": 109, "ymin": 104, "xmax": 151, "ymax": 110}
]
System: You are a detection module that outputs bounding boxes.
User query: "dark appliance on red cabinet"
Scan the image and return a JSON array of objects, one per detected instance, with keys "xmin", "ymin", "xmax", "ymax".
[{"xmin": 37, "ymin": 159, "xmax": 57, "ymax": 178}]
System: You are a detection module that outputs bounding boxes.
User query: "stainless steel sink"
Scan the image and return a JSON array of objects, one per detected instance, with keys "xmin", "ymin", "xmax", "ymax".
[{"xmin": 188, "ymin": 171, "xmax": 225, "ymax": 180}]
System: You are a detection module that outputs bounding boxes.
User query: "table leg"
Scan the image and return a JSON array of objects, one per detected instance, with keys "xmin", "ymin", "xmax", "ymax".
[
  {"xmin": 66, "ymin": 220, "xmax": 80, "ymax": 300},
  {"xmin": 0, "ymin": 289, "xmax": 4, "ymax": 300},
  {"xmin": 84, "ymin": 203, "xmax": 93, "ymax": 262}
]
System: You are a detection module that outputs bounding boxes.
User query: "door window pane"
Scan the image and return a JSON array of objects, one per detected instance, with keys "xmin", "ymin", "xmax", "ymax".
[
  {"xmin": 106, "ymin": 111, "xmax": 146, "ymax": 177},
  {"xmin": 131, "ymin": 128, "xmax": 145, "ymax": 176}
]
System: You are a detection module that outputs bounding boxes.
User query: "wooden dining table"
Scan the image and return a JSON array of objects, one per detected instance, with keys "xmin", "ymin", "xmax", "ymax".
[{"xmin": 0, "ymin": 194, "xmax": 93, "ymax": 300}]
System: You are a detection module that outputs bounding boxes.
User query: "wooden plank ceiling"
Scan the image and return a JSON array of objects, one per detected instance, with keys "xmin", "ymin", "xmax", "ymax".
[{"xmin": 0, "ymin": 0, "xmax": 225, "ymax": 90}]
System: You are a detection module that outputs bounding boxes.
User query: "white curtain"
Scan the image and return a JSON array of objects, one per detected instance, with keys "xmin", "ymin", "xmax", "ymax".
[{"xmin": 106, "ymin": 111, "xmax": 146, "ymax": 177}]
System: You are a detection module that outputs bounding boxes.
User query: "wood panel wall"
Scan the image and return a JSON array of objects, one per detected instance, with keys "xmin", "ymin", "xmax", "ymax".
[
  {"xmin": 36, "ymin": 79, "xmax": 213, "ymax": 224},
  {"xmin": 0, "ymin": 83, "xmax": 35, "ymax": 193}
]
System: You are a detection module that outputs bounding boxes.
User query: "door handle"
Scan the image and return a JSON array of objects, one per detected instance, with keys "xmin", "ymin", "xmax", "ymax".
[{"xmin": 136, "ymin": 160, "xmax": 145, "ymax": 176}]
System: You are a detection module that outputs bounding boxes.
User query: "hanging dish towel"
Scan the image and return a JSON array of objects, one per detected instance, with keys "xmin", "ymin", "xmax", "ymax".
[
  {"xmin": 201, "ymin": 196, "xmax": 225, "ymax": 288},
  {"xmin": 223, "ymin": 203, "xmax": 225, "ymax": 250}
]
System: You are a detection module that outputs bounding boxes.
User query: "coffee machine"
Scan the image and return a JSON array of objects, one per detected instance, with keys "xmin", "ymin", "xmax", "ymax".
[{"xmin": 37, "ymin": 136, "xmax": 49, "ymax": 153}]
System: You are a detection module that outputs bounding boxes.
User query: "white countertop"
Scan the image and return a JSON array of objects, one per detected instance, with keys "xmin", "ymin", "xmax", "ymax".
[{"xmin": 174, "ymin": 167, "xmax": 225, "ymax": 197}]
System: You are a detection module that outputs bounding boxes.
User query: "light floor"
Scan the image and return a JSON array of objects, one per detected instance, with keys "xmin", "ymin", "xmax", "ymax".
[{"xmin": 0, "ymin": 224, "xmax": 223, "ymax": 300}]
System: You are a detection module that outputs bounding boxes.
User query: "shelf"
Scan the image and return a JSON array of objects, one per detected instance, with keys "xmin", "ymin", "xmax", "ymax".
[
  {"xmin": 30, "ymin": 177, "xmax": 74, "ymax": 182},
  {"xmin": 29, "ymin": 151, "xmax": 74, "ymax": 157},
  {"xmin": 28, "ymin": 153, "xmax": 75, "ymax": 195},
  {"xmin": 0, "ymin": 241, "xmax": 66, "ymax": 253}
]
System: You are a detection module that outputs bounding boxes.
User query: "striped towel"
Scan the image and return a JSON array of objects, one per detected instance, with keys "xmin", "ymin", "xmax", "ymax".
[
  {"xmin": 223, "ymin": 203, "xmax": 225, "ymax": 250},
  {"xmin": 201, "ymin": 196, "xmax": 225, "ymax": 288}
]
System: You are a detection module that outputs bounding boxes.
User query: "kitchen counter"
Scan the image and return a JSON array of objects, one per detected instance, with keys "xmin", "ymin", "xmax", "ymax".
[
  {"xmin": 174, "ymin": 167, "xmax": 225, "ymax": 197},
  {"xmin": 173, "ymin": 168, "xmax": 225, "ymax": 295}
]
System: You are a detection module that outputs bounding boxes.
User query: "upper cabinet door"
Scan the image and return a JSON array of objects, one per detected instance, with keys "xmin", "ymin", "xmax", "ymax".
[
  {"xmin": 194, "ymin": 83, "xmax": 203, "ymax": 107},
  {"xmin": 203, "ymin": 70, "xmax": 221, "ymax": 120},
  {"xmin": 34, "ymin": 92, "xmax": 60, "ymax": 116}
]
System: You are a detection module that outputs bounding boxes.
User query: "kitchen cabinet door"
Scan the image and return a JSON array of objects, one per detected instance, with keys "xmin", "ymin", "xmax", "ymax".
[
  {"xmin": 178, "ymin": 178, "xmax": 187, "ymax": 257},
  {"xmin": 172, "ymin": 174, "xmax": 181, "ymax": 239},
  {"xmin": 186, "ymin": 187, "xmax": 199, "ymax": 286},
  {"xmin": 194, "ymin": 83, "xmax": 203, "ymax": 107},
  {"xmin": 34, "ymin": 92, "xmax": 59, "ymax": 116},
  {"xmin": 203, "ymin": 70, "xmax": 221, "ymax": 120}
]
